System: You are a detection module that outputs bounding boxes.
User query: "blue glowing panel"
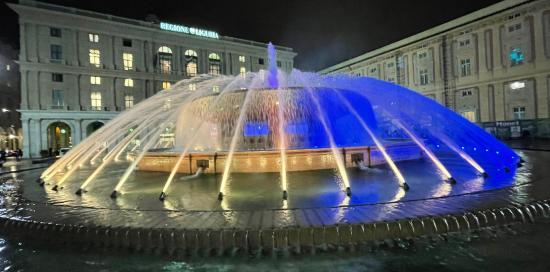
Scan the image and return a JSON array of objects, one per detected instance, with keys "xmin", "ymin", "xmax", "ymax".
[{"xmin": 244, "ymin": 122, "xmax": 269, "ymax": 137}]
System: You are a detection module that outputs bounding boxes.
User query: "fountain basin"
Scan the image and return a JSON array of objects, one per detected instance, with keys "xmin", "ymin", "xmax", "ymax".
[{"xmin": 137, "ymin": 142, "xmax": 422, "ymax": 174}]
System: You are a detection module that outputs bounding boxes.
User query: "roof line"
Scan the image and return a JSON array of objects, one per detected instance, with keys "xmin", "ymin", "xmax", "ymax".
[{"xmin": 318, "ymin": 0, "xmax": 532, "ymax": 73}]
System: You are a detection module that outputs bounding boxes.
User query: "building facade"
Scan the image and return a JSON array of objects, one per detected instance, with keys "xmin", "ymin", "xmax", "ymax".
[
  {"xmin": 320, "ymin": 0, "xmax": 550, "ymax": 139},
  {"xmin": 0, "ymin": 42, "xmax": 22, "ymax": 151},
  {"xmin": 8, "ymin": 0, "xmax": 297, "ymax": 158}
]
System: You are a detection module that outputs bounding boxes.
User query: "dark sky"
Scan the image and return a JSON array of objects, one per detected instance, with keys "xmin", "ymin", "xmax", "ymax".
[{"xmin": 0, "ymin": 0, "xmax": 501, "ymax": 71}]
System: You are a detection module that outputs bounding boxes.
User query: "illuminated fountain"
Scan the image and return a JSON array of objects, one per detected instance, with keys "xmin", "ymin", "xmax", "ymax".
[{"xmin": 0, "ymin": 43, "xmax": 531, "ymax": 255}]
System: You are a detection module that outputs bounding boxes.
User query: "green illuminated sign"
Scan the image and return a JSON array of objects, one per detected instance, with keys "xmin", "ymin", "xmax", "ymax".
[{"xmin": 160, "ymin": 22, "xmax": 219, "ymax": 39}]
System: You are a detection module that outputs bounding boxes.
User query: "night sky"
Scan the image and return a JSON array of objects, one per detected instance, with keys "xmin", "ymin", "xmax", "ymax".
[{"xmin": 0, "ymin": 0, "xmax": 501, "ymax": 71}]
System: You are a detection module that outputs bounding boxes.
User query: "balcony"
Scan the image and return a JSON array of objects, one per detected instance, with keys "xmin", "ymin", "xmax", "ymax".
[{"xmin": 48, "ymin": 105, "xmax": 69, "ymax": 110}]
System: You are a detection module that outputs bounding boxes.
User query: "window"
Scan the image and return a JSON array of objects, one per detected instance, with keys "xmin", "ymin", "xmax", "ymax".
[
  {"xmin": 212, "ymin": 85, "xmax": 220, "ymax": 93},
  {"xmin": 239, "ymin": 55, "xmax": 246, "ymax": 62},
  {"xmin": 418, "ymin": 52, "xmax": 427, "ymax": 59},
  {"xmin": 419, "ymin": 69, "xmax": 429, "ymax": 85},
  {"xmin": 209, "ymin": 53, "xmax": 221, "ymax": 75},
  {"xmin": 124, "ymin": 95, "xmax": 134, "ymax": 108},
  {"xmin": 461, "ymin": 111, "xmax": 476, "ymax": 122},
  {"xmin": 50, "ymin": 27, "xmax": 61, "ymax": 37},
  {"xmin": 185, "ymin": 50, "xmax": 198, "ymax": 77},
  {"xmin": 52, "ymin": 90, "xmax": 64, "ymax": 106},
  {"xmin": 189, "ymin": 83, "xmax": 196, "ymax": 91},
  {"xmin": 162, "ymin": 81, "xmax": 171, "ymax": 90},
  {"xmin": 158, "ymin": 46, "xmax": 173, "ymax": 73},
  {"xmin": 124, "ymin": 78, "xmax": 134, "ymax": 87},
  {"xmin": 89, "ymin": 49, "xmax": 101, "ymax": 67},
  {"xmin": 258, "ymin": 58, "xmax": 265, "ymax": 65},
  {"xmin": 123, "ymin": 53, "xmax": 133, "ymax": 70},
  {"xmin": 277, "ymin": 61, "xmax": 281, "ymax": 67},
  {"xmin": 461, "ymin": 90, "xmax": 473, "ymax": 97},
  {"xmin": 513, "ymin": 106, "xmax": 525, "ymax": 120},
  {"xmin": 91, "ymin": 92, "xmax": 102, "ymax": 110},
  {"xmin": 50, "ymin": 44, "xmax": 62, "ymax": 60},
  {"xmin": 370, "ymin": 67, "xmax": 377, "ymax": 74},
  {"xmin": 52, "ymin": 73, "xmax": 63, "ymax": 82},
  {"xmin": 88, "ymin": 33, "xmax": 99, "ymax": 43},
  {"xmin": 460, "ymin": 58, "xmax": 471, "ymax": 76},
  {"xmin": 6, "ymin": 65, "xmax": 10, "ymax": 71},
  {"xmin": 510, "ymin": 81, "xmax": 525, "ymax": 90},
  {"xmin": 387, "ymin": 62, "xmax": 394, "ymax": 68},
  {"xmin": 240, "ymin": 67, "xmax": 246, "ymax": 77},
  {"xmin": 459, "ymin": 39, "xmax": 471, "ymax": 47},
  {"xmin": 508, "ymin": 23, "xmax": 522, "ymax": 32},
  {"xmin": 90, "ymin": 76, "xmax": 101, "ymax": 85},
  {"xmin": 123, "ymin": 39, "xmax": 132, "ymax": 47},
  {"xmin": 510, "ymin": 48, "xmax": 525, "ymax": 66},
  {"xmin": 508, "ymin": 13, "xmax": 521, "ymax": 20}
]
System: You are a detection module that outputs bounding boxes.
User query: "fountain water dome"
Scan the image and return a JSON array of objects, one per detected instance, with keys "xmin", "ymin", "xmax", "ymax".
[{"xmin": 39, "ymin": 42, "xmax": 519, "ymax": 204}]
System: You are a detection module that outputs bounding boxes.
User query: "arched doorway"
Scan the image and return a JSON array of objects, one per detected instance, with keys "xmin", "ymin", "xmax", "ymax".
[
  {"xmin": 86, "ymin": 121, "xmax": 104, "ymax": 137},
  {"xmin": 47, "ymin": 122, "xmax": 72, "ymax": 153}
]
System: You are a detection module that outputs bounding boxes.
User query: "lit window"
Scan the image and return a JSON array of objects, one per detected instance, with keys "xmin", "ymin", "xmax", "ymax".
[
  {"xmin": 123, "ymin": 53, "xmax": 133, "ymax": 70},
  {"xmin": 240, "ymin": 67, "xmax": 246, "ymax": 77},
  {"xmin": 162, "ymin": 81, "xmax": 171, "ymax": 90},
  {"xmin": 186, "ymin": 62, "xmax": 197, "ymax": 77},
  {"xmin": 158, "ymin": 46, "xmax": 172, "ymax": 54},
  {"xmin": 189, "ymin": 83, "xmax": 196, "ymax": 91},
  {"xmin": 89, "ymin": 49, "xmax": 101, "ymax": 67},
  {"xmin": 185, "ymin": 50, "xmax": 198, "ymax": 77},
  {"xmin": 513, "ymin": 106, "xmax": 525, "ymax": 120},
  {"xmin": 509, "ymin": 48, "xmax": 524, "ymax": 66},
  {"xmin": 510, "ymin": 81, "xmax": 525, "ymax": 90},
  {"xmin": 419, "ymin": 69, "xmax": 429, "ymax": 85},
  {"xmin": 124, "ymin": 78, "xmax": 134, "ymax": 87},
  {"xmin": 461, "ymin": 111, "xmax": 476, "ymax": 122},
  {"xmin": 88, "ymin": 33, "xmax": 99, "ymax": 43},
  {"xmin": 50, "ymin": 44, "xmax": 62, "ymax": 60},
  {"xmin": 91, "ymin": 91, "xmax": 102, "ymax": 110},
  {"xmin": 6, "ymin": 65, "xmax": 10, "ymax": 71},
  {"xmin": 158, "ymin": 46, "xmax": 173, "ymax": 74},
  {"xmin": 460, "ymin": 58, "xmax": 471, "ymax": 77},
  {"xmin": 212, "ymin": 85, "xmax": 219, "ymax": 93},
  {"xmin": 239, "ymin": 55, "xmax": 246, "ymax": 62},
  {"xmin": 90, "ymin": 76, "xmax": 101, "ymax": 85},
  {"xmin": 124, "ymin": 95, "xmax": 134, "ymax": 109},
  {"xmin": 209, "ymin": 53, "xmax": 221, "ymax": 75},
  {"xmin": 52, "ymin": 90, "xmax": 64, "ymax": 106}
]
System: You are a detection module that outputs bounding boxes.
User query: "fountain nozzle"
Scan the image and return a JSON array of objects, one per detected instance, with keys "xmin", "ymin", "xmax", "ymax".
[
  {"xmin": 447, "ymin": 177, "xmax": 457, "ymax": 184},
  {"xmin": 401, "ymin": 182, "xmax": 410, "ymax": 191},
  {"xmin": 111, "ymin": 190, "xmax": 119, "ymax": 199},
  {"xmin": 218, "ymin": 192, "xmax": 224, "ymax": 201},
  {"xmin": 345, "ymin": 187, "xmax": 352, "ymax": 196},
  {"xmin": 159, "ymin": 192, "xmax": 166, "ymax": 201},
  {"xmin": 282, "ymin": 190, "xmax": 288, "ymax": 200}
]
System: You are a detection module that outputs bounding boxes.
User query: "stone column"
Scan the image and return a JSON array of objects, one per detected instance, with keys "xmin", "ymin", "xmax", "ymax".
[
  {"xmin": 21, "ymin": 118, "xmax": 31, "ymax": 158},
  {"xmin": 19, "ymin": 23, "xmax": 27, "ymax": 62},
  {"xmin": 20, "ymin": 70, "xmax": 29, "ymax": 110},
  {"xmin": 535, "ymin": 74, "xmax": 549, "ymax": 119},
  {"xmin": 532, "ymin": 11, "xmax": 547, "ymax": 66},
  {"xmin": 493, "ymin": 82, "xmax": 506, "ymax": 121},
  {"xmin": 478, "ymin": 85, "xmax": 490, "ymax": 122},
  {"xmin": 492, "ymin": 26, "xmax": 504, "ymax": 69},
  {"xmin": 74, "ymin": 29, "xmax": 79, "ymax": 66}
]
